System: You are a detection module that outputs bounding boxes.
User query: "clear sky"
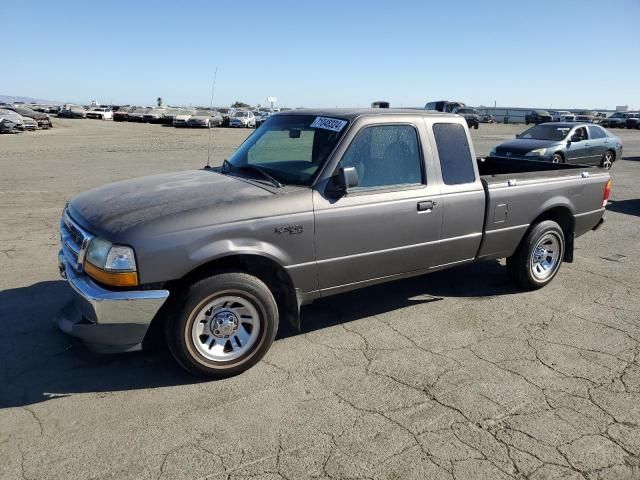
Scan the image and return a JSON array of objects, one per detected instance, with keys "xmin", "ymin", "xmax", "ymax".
[{"xmin": 2, "ymin": 0, "xmax": 639, "ymax": 109}]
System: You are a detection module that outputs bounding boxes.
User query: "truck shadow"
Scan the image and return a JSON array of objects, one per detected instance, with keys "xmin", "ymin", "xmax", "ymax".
[
  {"xmin": 606, "ymin": 199, "xmax": 640, "ymax": 217},
  {"xmin": 0, "ymin": 260, "xmax": 516, "ymax": 408}
]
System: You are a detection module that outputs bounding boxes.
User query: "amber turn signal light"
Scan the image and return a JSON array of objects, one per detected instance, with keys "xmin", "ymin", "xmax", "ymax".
[{"xmin": 84, "ymin": 261, "xmax": 139, "ymax": 287}]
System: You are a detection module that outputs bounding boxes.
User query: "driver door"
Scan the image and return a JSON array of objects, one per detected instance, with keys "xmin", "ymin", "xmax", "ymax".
[{"xmin": 313, "ymin": 121, "xmax": 443, "ymax": 293}]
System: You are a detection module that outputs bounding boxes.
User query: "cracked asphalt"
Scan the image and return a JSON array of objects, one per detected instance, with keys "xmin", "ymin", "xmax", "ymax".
[{"xmin": 1, "ymin": 119, "xmax": 639, "ymax": 479}]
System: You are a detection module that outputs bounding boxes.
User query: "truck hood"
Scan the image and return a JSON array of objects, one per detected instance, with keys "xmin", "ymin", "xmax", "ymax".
[
  {"xmin": 494, "ymin": 138, "xmax": 561, "ymax": 156},
  {"xmin": 68, "ymin": 170, "xmax": 275, "ymax": 237}
]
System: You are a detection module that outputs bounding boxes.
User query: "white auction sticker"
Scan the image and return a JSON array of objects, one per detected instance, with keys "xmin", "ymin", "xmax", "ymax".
[{"xmin": 310, "ymin": 117, "xmax": 348, "ymax": 132}]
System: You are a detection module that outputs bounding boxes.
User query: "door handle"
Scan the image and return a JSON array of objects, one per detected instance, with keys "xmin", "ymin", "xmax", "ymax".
[
  {"xmin": 585, "ymin": 143, "xmax": 591, "ymax": 147},
  {"xmin": 417, "ymin": 200, "xmax": 436, "ymax": 211}
]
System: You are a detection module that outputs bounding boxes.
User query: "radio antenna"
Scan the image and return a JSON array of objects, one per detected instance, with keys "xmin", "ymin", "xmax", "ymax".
[{"xmin": 205, "ymin": 67, "xmax": 218, "ymax": 169}]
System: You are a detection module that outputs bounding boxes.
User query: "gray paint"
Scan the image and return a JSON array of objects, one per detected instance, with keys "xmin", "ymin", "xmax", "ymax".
[{"xmin": 65, "ymin": 109, "xmax": 610, "ymax": 314}]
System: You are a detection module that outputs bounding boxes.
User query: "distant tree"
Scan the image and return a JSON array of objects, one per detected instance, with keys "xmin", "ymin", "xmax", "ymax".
[
  {"xmin": 231, "ymin": 101, "xmax": 250, "ymax": 108},
  {"xmin": 157, "ymin": 97, "xmax": 162, "ymax": 106}
]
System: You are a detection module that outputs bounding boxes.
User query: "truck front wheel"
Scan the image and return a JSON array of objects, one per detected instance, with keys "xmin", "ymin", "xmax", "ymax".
[
  {"xmin": 506, "ymin": 220, "xmax": 565, "ymax": 290},
  {"xmin": 166, "ymin": 272, "xmax": 278, "ymax": 378}
]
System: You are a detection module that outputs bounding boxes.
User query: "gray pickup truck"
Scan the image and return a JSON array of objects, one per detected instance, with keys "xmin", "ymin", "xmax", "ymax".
[{"xmin": 56, "ymin": 109, "xmax": 612, "ymax": 377}]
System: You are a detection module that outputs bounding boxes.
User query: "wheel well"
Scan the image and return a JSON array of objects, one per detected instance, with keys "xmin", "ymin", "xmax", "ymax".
[
  {"xmin": 552, "ymin": 151, "xmax": 565, "ymax": 161},
  {"xmin": 151, "ymin": 255, "xmax": 299, "ymax": 338},
  {"xmin": 530, "ymin": 206, "xmax": 575, "ymax": 262}
]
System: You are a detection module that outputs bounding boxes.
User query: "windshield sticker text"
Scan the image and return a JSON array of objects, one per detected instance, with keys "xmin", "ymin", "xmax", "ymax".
[{"xmin": 310, "ymin": 117, "xmax": 347, "ymax": 132}]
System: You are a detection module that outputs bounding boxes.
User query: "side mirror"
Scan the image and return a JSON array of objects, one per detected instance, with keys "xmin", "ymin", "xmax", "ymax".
[
  {"xmin": 328, "ymin": 166, "xmax": 359, "ymax": 197},
  {"xmin": 515, "ymin": 134, "xmax": 520, "ymax": 138},
  {"xmin": 338, "ymin": 166, "xmax": 359, "ymax": 190}
]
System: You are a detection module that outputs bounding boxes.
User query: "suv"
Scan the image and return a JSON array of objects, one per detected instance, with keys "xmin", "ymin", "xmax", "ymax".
[
  {"xmin": 551, "ymin": 111, "xmax": 576, "ymax": 122},
  {"xmin": 601, "ymin": 112, "xmax": 639, "ymax": 128},
  {"xmin": 525, "ymin": 110, "xmax": 553, "ymax": 125},
  {"xmin": 425, "ymin": 100, "xmax": 465, "ymax": 113},
  {"xmin": 454, "ymin": 107, "xmax": 480, "ymax": 129}
]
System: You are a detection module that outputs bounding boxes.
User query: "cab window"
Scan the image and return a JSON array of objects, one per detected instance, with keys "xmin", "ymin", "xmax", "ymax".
[{"xmin": 339, "ymin": 125, "xmax": 423, "ymax": 190}]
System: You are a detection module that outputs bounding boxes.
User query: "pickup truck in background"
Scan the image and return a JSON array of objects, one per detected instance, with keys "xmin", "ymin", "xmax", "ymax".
[{"xmin": 56, "ymin": 109, "xmax": 611, "ymax": 378}]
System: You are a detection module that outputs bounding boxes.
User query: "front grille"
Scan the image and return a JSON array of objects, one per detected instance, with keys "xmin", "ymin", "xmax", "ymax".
[{"xmin": 60, "ymin": 210, "xmax": 93, "ymax": 272}]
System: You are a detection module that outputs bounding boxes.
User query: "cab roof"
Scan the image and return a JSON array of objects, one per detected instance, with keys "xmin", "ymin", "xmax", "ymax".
[{"xmin": 272, "ymin": 108, "xmax": 459, "ymax": 121}]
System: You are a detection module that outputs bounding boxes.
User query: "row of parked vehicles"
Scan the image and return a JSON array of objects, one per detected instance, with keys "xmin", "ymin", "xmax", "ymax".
[
  {"xmin": 524, "ymin": 109, "xmax": 640, "ymax": 128},
  {"xmin": 0, "ymin": 103, "xmax": 54, "ymax": 133},
  {"xmin": 57, "ymin": 103, "xmax": 275, "ymax": 129}
]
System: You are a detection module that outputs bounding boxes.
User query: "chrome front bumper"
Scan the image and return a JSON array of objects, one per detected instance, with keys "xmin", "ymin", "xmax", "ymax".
[{"xmin": 56, "ymin": 250, "xmax": 170, "ymax": 353}]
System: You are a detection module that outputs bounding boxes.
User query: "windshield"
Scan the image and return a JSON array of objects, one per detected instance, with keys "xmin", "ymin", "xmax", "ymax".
[
  {"xmin": 226, "ymin": 114, "xmax": 349, "ymax": 186},
  {"xmin": 610, "ymin": 113, "xmax": 626, "ymax": 118},
  {"xmin": 233, "ymin": 111, "xmax": 248, "ymax": 117},
  {"xmin": 518, "ymin": 124, "xmax": 570, "ymax": 141}
]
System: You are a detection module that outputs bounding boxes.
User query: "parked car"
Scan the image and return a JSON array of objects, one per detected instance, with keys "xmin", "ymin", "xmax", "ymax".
[
  {"xmin": 455, "ymin": 107, "xmax": 479, "ymax": 129},
  {"xmin": 256, "ymin": 111, "xmax": 271, "ymax": 128},
  {"xmin": 481, "ymin": 114, "xmax": 495, "ymax": 124},
  {"xmin": 425, "ymin": 100, "xmax": 466, "ymax": 113},
  {"xmin": 0, "ymin": 108, "xmax": 25, "ymax": 130},
  {"xmin": 127, "ymin": 108, "xmax": 149, "ymax": 122},
  {"xmin": 143, "ymin": 107, "xmax": 166, "ymax": 123},
  {"xmin": 56, "ymin": 109, "xmax": 611, "ymax": 377},
  {"xmin": 600, "ymin": 112, "xmax": 638, "ymax": 128},
  {"xmin": 113, "ymin": 107, "xmax": 133, "ymax": 122},
  {"xmin": 172, "ymin": 112, "xmax": 193, "ymax": 127},
  {"xmin": 0, "ymin": 117, "xmax": 20, "ymax": 133},
  {"xmin": 575, "ymin": 111, "xmax": 595, "ymax": 123},
  {"xmin": 229, "ymin": 110, "xmax": 256, "ymax": 128},
  {"xmin": 59, "ymin": 104, "xmax": 87, "ymax": 119},
  {"xmin": 626, "ymin": 117, "xmax": 640, "ymax": 129},
  {"xmin": 217, "ymin": 108, "xmax": 232, "ymax": 127},
  {"xmin": 490, "ymin": 122, "xmax": 621, "ymax": 169},
  {"xmin": 5, "ymin": 105, "xmax": 52, "ymax": 128},
  {"xmin": 551, "ymin": 111, "xmax": 576, "ymax": 122},
  {"xmin": 525, "ymin": 110, "xmax": 553, "ymax": 125},
  {"xmin": 621, "ymin": 113, "xmax": 640, "ymax": 129},
  {"xmin": 86, "ymin": 107, "xmax": 113, "ymax": 120},
  {"xmin": 163, "ymin": 108, "xmax": 192, "ymax": 125},
  {"xmin": 187, "ymin": 110, "xmax": 223, "ymax": 128}
]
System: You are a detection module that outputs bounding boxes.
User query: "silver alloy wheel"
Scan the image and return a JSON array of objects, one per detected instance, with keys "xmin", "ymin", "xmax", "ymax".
[
  {"xmin": 190, "ymin": 295, "xmax": 261, "ymax": 362},
  {"xmin": 602, "ymin": 152, "xmax": 613, "ymax": 169},
  {"xmin": 551, "ymin": 154, "xmax": 562, "ymax": 164},
  {"xmin": 529, "ymin": 232, "xmax": 562, "ymax": 281}
]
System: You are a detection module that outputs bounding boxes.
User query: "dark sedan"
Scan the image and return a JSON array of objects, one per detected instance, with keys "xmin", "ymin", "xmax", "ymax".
[
  {"xmin": 490, "ymin": 123, "xmax": 622, "ymax": 169},
  {"xmin": 525, "ymin": 110, "xmax": 553, "ymax": 125}
]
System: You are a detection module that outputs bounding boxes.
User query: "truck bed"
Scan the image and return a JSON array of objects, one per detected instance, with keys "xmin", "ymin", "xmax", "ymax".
[
  {"xmin": 474, "ymin": 156, "xmax": 609, "ymax": 261},
  {"xmin": 477, "ymin": 156, "xmax": 601, "ymax": 186}
]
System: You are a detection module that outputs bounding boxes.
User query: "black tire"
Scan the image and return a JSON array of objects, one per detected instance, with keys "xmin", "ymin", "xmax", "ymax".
[
  {"xmin": 506, "ymin": 220, "xmax": 565, "ymax": 290},
  {"xmin": 474, "ymin": 124, "xmax": 479, "ymax": 130},
  {"xmin": 165, "ymin": 272, "xmax": 278, "ymax": 378},
  {"xmin": 551, "ymin": 153, "xmax": 563, "ymax": 164},
  {"xmin": 600, "ymin": 150, "xmax": 614, "ymax": 169}
]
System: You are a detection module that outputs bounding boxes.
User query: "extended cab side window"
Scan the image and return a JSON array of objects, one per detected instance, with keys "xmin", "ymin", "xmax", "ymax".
[
  {"xmin": 432, "ymin": 123, "xmax": 476, "ymax": 185},
  {"xmin": 339, "ymin": 125, "xmax": 423, "ymax": 190}
]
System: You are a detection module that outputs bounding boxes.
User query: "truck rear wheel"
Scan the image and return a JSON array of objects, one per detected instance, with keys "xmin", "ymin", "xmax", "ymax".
[
  {"xmin": 506, "ymin": 220, "xmax": 565, "ymax": 290},
  {"xmin": 166, "ymin": 272, "xmax": 278, "ymax": 378}
]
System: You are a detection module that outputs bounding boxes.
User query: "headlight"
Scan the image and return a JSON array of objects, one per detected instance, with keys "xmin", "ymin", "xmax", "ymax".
[
  {"xmin": 84, "ymin": 238, "xmax": 138, "ymax": 287},
  {"xmin": 526, "ymin": 148, "xmax": 547, "ymax": 156}
]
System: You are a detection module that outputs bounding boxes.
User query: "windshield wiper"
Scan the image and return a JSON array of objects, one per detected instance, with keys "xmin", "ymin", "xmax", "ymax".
[{"xmin": 222, "ymin": 160, "xmax": 283, "ymax": 188}]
